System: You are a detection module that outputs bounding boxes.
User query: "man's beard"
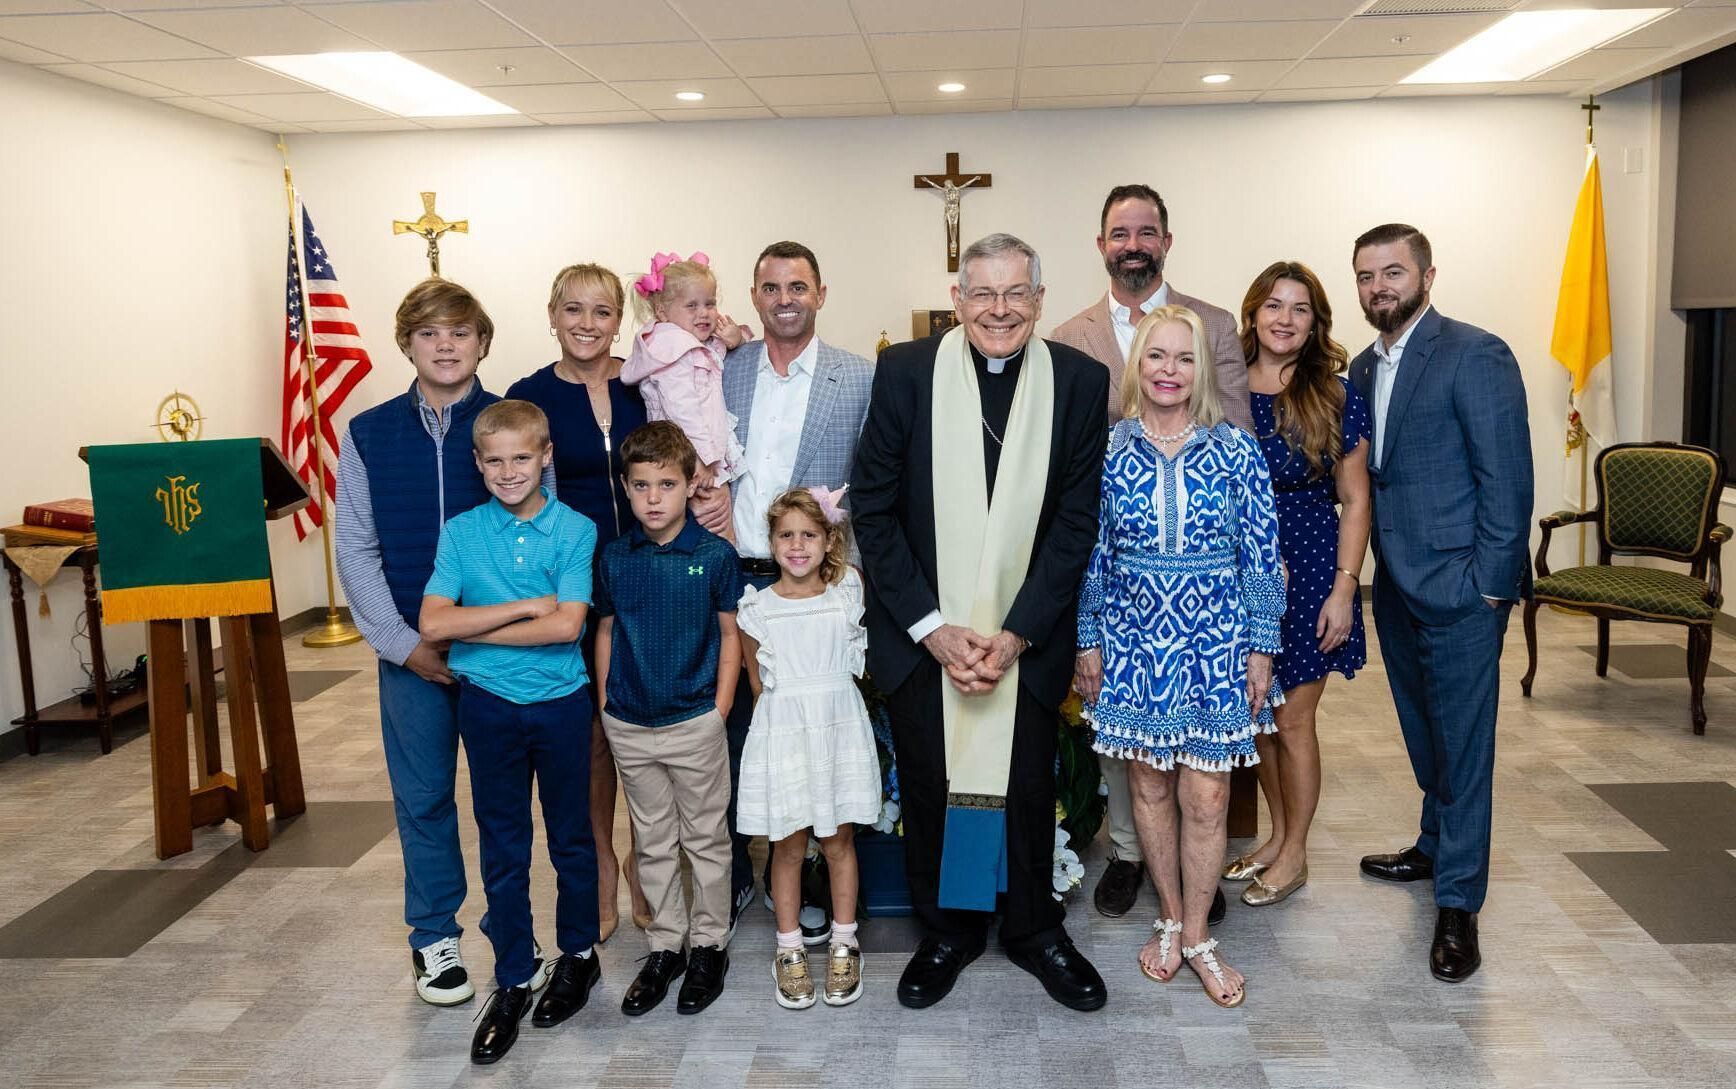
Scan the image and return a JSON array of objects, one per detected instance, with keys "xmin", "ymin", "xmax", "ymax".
[
  {"xmin": 1106, "ymin": 250, "xmax": 1164, "ymax": 295},
  {"xmin": 1362, "ymin": 286, "xmax": 1425, "ymax": 335}
]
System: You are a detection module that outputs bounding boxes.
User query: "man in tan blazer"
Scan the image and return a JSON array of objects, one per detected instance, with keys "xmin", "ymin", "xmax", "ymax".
[
  {"xmin": 1051, "ymin": 184, "xmax": 1253, "ymax": 431},
  {"xmin": 1050, "ymin": 184, "xmax": 1252, "ymax": 924}
]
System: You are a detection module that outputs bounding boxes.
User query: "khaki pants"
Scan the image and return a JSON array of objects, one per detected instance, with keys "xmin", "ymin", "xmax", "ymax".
[
  {"xmin": 1099, "ymin": 755, "xmax": 1143, "ymax": 862},
  {"xmin": 600, "ymin": 708, "xmax": 733, "ymax": 952}
]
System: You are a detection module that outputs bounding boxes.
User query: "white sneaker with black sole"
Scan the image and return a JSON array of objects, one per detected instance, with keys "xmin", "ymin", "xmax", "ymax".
[{"xmin": 412, "ymin": 936, "xmax": 475, "ymax": 1006}]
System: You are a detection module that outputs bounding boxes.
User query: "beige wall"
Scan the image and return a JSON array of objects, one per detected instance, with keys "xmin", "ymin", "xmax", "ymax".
[{"xmin": 0, "ymin": 57, "xmax": 1682, "ymax": 732}]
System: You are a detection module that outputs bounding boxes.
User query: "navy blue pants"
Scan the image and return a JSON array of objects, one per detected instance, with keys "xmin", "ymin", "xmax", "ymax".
[
  {"xmin": 377, "ymin": 660, "xmax": 466, "ymax": 951},
  {"xmin": 458, "ymin": 682, "xmax": 599, "ymax": 989}
]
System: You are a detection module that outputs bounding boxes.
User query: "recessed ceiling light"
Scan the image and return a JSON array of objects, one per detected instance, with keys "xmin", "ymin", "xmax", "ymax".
[
  {"xmin": 1201, "ymin": 73, "xmax": 1233, "ymax": 85},
  {"xmin": 675, "ymin": 90, "xmax": 706, "ymax": 101},
  {"xmin": 246, "ymin": 52, "xmax": 515, "ymax": 117},
  {"xmin": 1402, "ymin": 8, "xmax": 1670, "ymax": 84},
  {"xmin": 937, "ymin": 82, "xmax": 966, "ymax": 93}
]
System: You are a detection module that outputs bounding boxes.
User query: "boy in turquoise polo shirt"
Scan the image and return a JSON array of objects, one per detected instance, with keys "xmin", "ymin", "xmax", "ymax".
[{"xmin": 420, "ymin": 400, "xmax": 600, "ymax": 1065}]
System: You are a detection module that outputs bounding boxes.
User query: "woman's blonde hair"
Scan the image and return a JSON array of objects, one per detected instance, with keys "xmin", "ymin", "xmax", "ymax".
[
  {"xmin": 547, "ymin": 263, "xmax": 625, "ymax": 316},
  {"xmin": 1121, "ymin": 305, "xmax": 1224, "ymax": 427},
  {"xmin": 765, "ymin": 489, "xmax": 850, "ymax": 586},
  {"xmin": 632, "ymin": 259, "xmax": 716, "ymax": 326}
]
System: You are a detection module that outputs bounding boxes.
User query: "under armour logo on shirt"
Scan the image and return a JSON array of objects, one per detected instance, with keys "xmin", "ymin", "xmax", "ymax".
[{"xmin": 688, "ymin": 564, "xmax": 704, "ymax": 575}]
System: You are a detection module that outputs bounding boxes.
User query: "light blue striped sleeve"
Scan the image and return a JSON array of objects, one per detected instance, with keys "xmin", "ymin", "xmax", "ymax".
[{"xmin": 335, "ymin": 426, "xmax": 422, "ymax": 667}]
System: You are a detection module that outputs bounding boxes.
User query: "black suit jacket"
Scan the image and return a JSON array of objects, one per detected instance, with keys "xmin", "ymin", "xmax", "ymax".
[{"xmin": 851, "ymin": 334, "xmax": 1110, "ymax": 707}]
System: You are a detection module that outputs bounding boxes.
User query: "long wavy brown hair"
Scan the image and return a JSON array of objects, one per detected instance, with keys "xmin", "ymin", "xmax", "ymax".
[{"xmin": 1238, "ymin": 261, "xmax": 1349, "ymax": 480}]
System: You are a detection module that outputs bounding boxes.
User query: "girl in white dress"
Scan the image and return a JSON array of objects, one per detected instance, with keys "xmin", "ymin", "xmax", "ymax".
[{"xmin": 736, "ymin": 487, "xmax": 881, "ymax": 1010}]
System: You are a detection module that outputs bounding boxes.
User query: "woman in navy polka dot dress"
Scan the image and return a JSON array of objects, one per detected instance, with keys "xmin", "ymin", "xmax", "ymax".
[{"xmin": 1224, "ymin": 261, "xmax": 1372, "ymax": 908}]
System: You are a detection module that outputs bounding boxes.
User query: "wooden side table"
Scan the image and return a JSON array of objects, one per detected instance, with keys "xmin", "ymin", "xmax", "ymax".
[{"xmin": 5, "ymin": 544, "xmax": 144, "ymax": 755}]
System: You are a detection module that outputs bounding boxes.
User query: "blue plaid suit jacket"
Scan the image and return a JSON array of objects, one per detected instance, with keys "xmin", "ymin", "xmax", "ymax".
[{"xmin": 722, "ymin": 338, "xmax": 874, "ymax": 493}]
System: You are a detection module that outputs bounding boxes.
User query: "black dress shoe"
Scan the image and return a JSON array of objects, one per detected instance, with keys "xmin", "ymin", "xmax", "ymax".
[
  {"xmin": 1208, "ymin": 886, "xmax": 1227, "ymax": 926},
  {"xmin": 471, "ymin": 985, "xmax": 532, "ymax": 1065},
  {"xmin": 621, "ymin": 949, "xmax": 686, "ymax": 1016},
  {"xmin": 1360, "ymin": 846, "xmax": 1435, "ymax": 883},
  {"xmin": 1007, "ymin": 936, "xmax": 1108, "ymax": 1012},
  {"xmin": 1093, "ymin": 859, "xmax": 1145, "ymax": 918},
  {"xmin": 896, "ymin": 936, "xmax": 985, "ymax": 1009},
  {"xmin": 532, "ymin": 952, "xmax": 601, "ymax": 1027},
  {"xmin": 676, "ymin": 945, "xmax": 729, "ymax": 1014},
  {"xmin": 1430, "ymin": 908, "xmax": 1480, "ymax": 982}
]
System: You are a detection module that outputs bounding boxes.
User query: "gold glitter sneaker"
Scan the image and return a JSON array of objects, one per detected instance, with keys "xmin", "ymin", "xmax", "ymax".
[
  {"xmin": 821, "ymin": 942, "xmax": 862, "ymax": 1007},
  {"xmin": 773, "ymin": 947, "xmax": 816, "ymax": 1010}
]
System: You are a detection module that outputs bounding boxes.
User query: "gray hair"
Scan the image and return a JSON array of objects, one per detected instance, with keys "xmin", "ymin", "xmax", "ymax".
[{"xmin": 957, "ymin": 233, "xmax": 1043, "ymax": 291}]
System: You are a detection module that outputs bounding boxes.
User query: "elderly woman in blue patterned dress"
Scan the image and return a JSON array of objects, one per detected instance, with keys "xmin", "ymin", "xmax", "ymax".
[{"xmin": 1074, "ymin": 305, "xmax": 1284, "ymax": 1009}]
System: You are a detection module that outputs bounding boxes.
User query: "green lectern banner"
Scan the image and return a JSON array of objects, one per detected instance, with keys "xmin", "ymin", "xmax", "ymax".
[{"xmin": 87, "ymin": 438, "xmax": 272, "ymax": 624}]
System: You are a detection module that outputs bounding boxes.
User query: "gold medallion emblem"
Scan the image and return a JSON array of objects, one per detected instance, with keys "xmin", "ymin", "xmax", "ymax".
[{"xmin": 155, "ymin": 474, "xmax": 203, "ymax": 535}]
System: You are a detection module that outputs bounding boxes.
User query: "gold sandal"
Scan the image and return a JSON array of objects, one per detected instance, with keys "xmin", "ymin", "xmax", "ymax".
[
  {"xmin": 1181, "ymin": 938, "xmax": 1245, "ymax": 1008},
  {"xmin": 1139, "ymin": 918, "xmax": 1182, "ymax": 983}
]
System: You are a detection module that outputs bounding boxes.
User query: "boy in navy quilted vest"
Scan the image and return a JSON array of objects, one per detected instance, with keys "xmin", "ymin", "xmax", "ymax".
[{"xmin": 336, "ymin": 278, "xmax": 513, "ymax": 1009}]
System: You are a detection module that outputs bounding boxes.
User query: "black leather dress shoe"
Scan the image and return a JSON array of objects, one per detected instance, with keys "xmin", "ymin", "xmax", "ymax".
[
  {"xmin": 621, "ymin": 949, "xmax": 685, "ymax": 1016},
  {"xmin": 1360, "ymin": 846, "xmax": 1435, "ymax": 883},
  {"xmin": 1007, "ymin": 937, "xmax": 1108, "ymax": 1012},
  {"xmin": 676, "ymin": 945, "xmax": 729, "ymax": 1014},
  {"xmin": 1430, "ymin": 908, "xmax": 1480, "ymax": 982},
  {"xmin": 1093, "ymin": 859, "xmax": 1145, "ymax": 918},
  {"xmin": 532, "ymin": 952, "xmax": 601, "ymax": 1027},
  {"xmin": 1209, "ymin": 886, "xmax": 1227, "ymax": 926},
  {"xmin": 471, "ymin": 985, "xmax": 531, "ymax": 1065},
  {"xmin": 896, "ymin": 936, "xmax": 985, "ymax": 1009}
]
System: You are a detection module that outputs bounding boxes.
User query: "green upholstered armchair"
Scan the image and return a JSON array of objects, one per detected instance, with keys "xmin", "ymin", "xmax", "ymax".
[{"xmin": 1521, "ymin": 442, "xmax": 1731, "ymax": 734}]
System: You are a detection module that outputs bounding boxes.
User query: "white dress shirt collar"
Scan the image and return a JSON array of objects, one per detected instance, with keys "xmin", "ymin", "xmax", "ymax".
[
  {"xmin": 1371, "ymin": 304, "xmax": 1432, "ymax": 366},
  {"xmin": 1109, "ymin": 282, "xmax": 1170, "ymax": 328},
  {"xmin": 759, "ymin": 335, "xmax": 819, "ymax": 379}
]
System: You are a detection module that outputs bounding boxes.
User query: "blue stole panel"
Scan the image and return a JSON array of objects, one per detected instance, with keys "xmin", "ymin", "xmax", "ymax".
[{"xmin": 938, "ymin": 795, "xmax": 1009, "ymax": 911}]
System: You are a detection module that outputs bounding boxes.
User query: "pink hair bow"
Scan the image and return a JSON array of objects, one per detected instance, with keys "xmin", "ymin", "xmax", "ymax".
[
  {"xmin": 808, "ymin": 484, "xmax": 848, "ymax": 525},
  {"xmin": 633, "ymin": 250, "xmax": 710, "ymax": 297}
]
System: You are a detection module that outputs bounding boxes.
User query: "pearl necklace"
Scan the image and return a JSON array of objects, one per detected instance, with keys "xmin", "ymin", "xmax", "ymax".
[{"xmin": 1141, "ymin": 419, "xmax": 1195, "ymax": 446}]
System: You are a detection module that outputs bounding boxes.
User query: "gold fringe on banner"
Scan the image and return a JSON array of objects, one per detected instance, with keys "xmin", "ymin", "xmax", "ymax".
[{"xmin": 100, "ymin": 579, "xmax": 273, "ymax": 625}]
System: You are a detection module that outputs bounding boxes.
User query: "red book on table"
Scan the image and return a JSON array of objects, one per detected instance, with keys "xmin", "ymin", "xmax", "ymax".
[{"xmin": 22, "ymin": 497, "xmax": 95, "ymax": 532}]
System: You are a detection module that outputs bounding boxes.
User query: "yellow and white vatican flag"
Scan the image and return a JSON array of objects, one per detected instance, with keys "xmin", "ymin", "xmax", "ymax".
[{"xmin": 1551, "ymin": 144, "xmax": 1616, "ymax": 509}]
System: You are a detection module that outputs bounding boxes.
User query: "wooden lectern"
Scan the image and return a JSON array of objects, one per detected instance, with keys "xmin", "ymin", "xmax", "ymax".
[{"xmin": 84, "ymin": 439, "xmax": 311, "ymax": 859}]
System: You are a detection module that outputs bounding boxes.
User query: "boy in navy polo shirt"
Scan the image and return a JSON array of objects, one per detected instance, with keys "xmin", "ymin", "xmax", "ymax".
[
  {"xmin": 595, "ymin": 421, "xmax": 743, "ymax": 1017},
  {"xmin": 420, "ymin": 400, "xmax": 601, "ymax": 1065}
]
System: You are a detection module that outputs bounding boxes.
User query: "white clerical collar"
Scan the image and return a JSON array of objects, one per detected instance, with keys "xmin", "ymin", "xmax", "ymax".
[
  {"xmin": 986, "ymin": 355, "xmax": 1012, "ymax": 374},
  {"xmin": 1372, "ymin": 303, "xmax": 1432, "ymax": 366},
  {"xmin": 759, "ymin": 335, "xmax": 818, "ymax": 378},
  {"xmin": 1110, "ymin": 282, "xmax": 1169, "ymax": 326}
]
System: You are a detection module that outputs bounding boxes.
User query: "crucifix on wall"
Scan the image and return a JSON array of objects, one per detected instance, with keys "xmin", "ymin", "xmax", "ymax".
[{"xmin": 914, "ymin": 152, "xmax": 992, "ymax": 272}]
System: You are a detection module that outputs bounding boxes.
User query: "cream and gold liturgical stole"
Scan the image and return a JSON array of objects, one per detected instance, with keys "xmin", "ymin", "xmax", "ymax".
[{"xmin": 929, "ymin": 327, "xmax": 1052, "ymax": 910}]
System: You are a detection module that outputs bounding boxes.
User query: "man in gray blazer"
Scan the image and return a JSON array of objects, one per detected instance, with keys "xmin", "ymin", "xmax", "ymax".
[
  {"xmin": 1347, "ymin": 223, "xmax": 1531, "ymax": 983},
  {"xmin": 710, "ymin": 240, "xmax": 874, "ymax": 930},
  {"xmin": 1049, "ymin": 184, "xmax": 1251, "ymax": 924}
]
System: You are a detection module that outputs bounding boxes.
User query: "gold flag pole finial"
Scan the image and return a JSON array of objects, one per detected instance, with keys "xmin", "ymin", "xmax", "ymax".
[
  {"xmin": 280, "ymin": 135, "xmax": 362, "ymax": 648},
  {"xmin": 393, "ymin": 192, "xmax": 468, "ymax": 278}
]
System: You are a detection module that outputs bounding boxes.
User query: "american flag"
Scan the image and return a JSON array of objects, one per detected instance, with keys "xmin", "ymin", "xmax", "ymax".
[{"xmin": 283, "ymin": 203, "xmax": 372, "ymax": 539}]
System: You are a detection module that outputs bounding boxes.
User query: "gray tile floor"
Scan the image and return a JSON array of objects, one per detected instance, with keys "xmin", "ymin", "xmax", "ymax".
[{"xmin": 2, "ymin": 606, "xmax": 1735, "ymax": 1088}]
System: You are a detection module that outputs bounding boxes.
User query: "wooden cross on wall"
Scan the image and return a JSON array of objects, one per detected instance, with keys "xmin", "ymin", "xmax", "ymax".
[{"xmin": 914, "ymin": 152, "xmax": 992, "ymax": 272}]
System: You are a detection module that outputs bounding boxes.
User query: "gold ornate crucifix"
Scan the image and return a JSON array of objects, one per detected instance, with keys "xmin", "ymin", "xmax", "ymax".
[
  {"xmin": 914, "ymin": 152, "xmax": 992, "ymax": 272},
  {"xmin": 393, "ymin": 192, "xmax": 468, "ymax": 278}
]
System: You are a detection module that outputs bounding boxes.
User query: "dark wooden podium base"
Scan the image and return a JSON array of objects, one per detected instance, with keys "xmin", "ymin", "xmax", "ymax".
[{"xmin": 145, "ymin": 608, "xmax": 305, "ymax": 859}]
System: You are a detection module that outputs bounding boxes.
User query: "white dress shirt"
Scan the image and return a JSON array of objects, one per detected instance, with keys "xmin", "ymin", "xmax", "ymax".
[
  {"xmin": 1369, "ymin": 304, "xmax": 1431, "ymax": 472},
  {"xmin": 732, "ymin": 337, "xmax": 818, "ymax": 557},
  {"xmin": 1110, "ymin": 282, "xmax": 1170, "ymax": 362}
]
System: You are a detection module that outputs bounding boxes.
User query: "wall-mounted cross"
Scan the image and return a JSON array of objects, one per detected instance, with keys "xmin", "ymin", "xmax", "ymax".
[{"xmin": 914, "ymin": 152, "xmax": 992, "ymax": 272}]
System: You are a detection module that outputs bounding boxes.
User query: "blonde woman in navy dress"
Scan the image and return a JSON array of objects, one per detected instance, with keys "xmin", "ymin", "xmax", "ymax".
[
  {"xmin": 1222, "ymin": 261, "xmax": 1372, "ymax": 909},
  {"xmin": 1074, "ymin": 305, "xmax": 1284, "ymax": 1008}
]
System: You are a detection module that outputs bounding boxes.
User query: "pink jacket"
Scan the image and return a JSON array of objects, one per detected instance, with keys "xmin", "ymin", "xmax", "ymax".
[{"xmin": 621, "ymin": 320, "xmax": 744, "ymax": 478}]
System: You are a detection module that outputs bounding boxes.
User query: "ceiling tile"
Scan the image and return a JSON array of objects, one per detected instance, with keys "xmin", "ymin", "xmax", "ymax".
[
  {"xmin": 301, "ymin": 118, "xmax": 428, "ymax": 132},
  {"xmin": 1275, "ymin": 55, "xmax": 1425, "ymax": 88},
  {"xmin": 1147, "ymin": 60, "xmax": 1291, "ymax": 92},
  {"xmin": 1136, "ymin": 89, "xmax": 1260, "ymax": 105},
  {"xmin": 531, "ymin": 109, "xmax": 658, "ymax": 124},
  {"xmin": 870, "ymin": 30, "xmax": 1018, "ymax": 71},
  {"xmin": 672, "ymin": 0, "xmax": 858, "ymax": 40},
  {"xmin": 559, "ymin": 41, "xmax": 732, "ymax": 81},
  {"xmin": 132, "ymin": 6, "xmax": 373, "ymax": 55},
  {"xmin": 773, "ymin": 101, "xmax": 892, "ymax": 117},
  {"xmin": 745, "ymin": 72, "xmax": 884, "ymax": 106},
  {"xmin": 0, "ymin": 35, "xmax": 69, "ymax": 62},
  {"xmin": 853, "ymin": 0, "xmax": 1018, "ymax": 35},
  {"xmin": 1022, "ymin": 26, "xmax": 1174, "ymax": 67},
  {"xmin": 210, "ymin": 90, "xmax": 388, "ymax": 121},
  {"xmin": 710, "ymin": 34, "xmax": 873, "ymax": 77},
  {"xmin": 1310, "ymin": 13, "xmax": 1502, "ymax": 59},
  {"xmin": 414, "ymin": 113, "xmax": 543, "ymax": 127},
  {"xmin": 101, "ymin": 58, "xmax": 316, "ymax": 95},
  {"xmin": 1495, "ymin": 79, "xmax": 1592, "ymax": 96},
  {"xmin": 158, "ymin": 95, "xmax": 276, "ymax": 125},
  {"xmin": 612, "ymin": 76, "xmax": 763, "ymax": 109},
  {"xmin": 304, "ymin": 0, "xmax": 533, "ymax": 52},
  {"xmin": 895, "ymin": 96, "xmax": 1012, "ymax": 113},
  {"xmin": 1168, "ymin": 19, "xmax": 1339, "ymax": 62},
  {"xmin": 1019, "ymin": 93, "xmax": 1138, "ymax": 109},
  {"xmin": 1377, "ymin": 81, "xmax": 1522, "ymax": 97},
  {"xmin": 650, "ymin": 105, "xmax": 776, "ymax": 121},
  {"xmin": 0, "ymin": 13, "xmax": 219, "ymax": 61},
  {"xmin": 485, "ymin": 81, "xmax": 636, "ymax": 112},
  {"xmin": 97, "ymin": 0, "xmax": 283, "ymax": 8},
  {"xmin": 883, "ymin": 67, "xmax": 1015, "ymax": 99},
  {"xmin": 1538, "ymin": 46, "xmax": 1673, "ymax": 81},
  {"xmin": 42, "ymin": 60, "xmax": 185, "ymax": 97},
  {"xmin": 404, "ymin": 47, "xmax": 589, "ymax": 87},
  {"xmin": 1193, "ymin": 0, "xmax": 1365, "ymax": 20},
  {"xmin": 1026, "ymin": 0, "xmax": 1194, "ymax": 27},
  {"xmin": 1019, "ymin": 63, "xmax": 1153, "ymax": 97},
  {"xmin": 1258, "ymin": 86, "xmax": 1379, "ymax": 102},
  {"xmin": 0, "ymin": 1, "xmax": 96, "ymax": 12},
  {"xmin": 1609, "ymin": 8, "xmax": 1736, "ymax": 50},
  {"xmin": 484, "ymin": 0, "xmax": 696, "ymax": 45}
]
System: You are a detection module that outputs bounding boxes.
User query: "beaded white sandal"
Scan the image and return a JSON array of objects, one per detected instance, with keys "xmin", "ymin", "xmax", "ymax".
[
  {"xmin": 1139, "ymin": 918, "xmax": 1183, "ymax": 983},
  {"xmin": 1180, "ymin": 937, "xmax": 1245, "ymax": 1008}
]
